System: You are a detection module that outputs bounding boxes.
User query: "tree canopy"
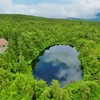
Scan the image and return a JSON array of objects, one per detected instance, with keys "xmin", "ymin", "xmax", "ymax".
[{"xmin": 0, "ymin": 14, "xmax": 100, "ymax": 100}]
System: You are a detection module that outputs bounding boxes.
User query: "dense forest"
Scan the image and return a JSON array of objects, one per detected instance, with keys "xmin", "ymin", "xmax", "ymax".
[{"xmin": 0, "ymin": 14, "xmax": 100, "ymax": 100}]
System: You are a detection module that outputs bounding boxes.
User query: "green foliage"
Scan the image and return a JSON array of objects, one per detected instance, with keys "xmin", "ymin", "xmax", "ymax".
[
  {"xmin": 33, "ymin": 79, "xmax": 48, "ymax": 99},
  {"xmin": 0, "ymin": 68, "xmax": 12, "ymax": 92},
  {"xmin": 0, "ymin": 14, "xmax": 100, "ymax": 99},
  {"xmin": 0, "ymin": 73, "xmax": 34, "ymax": 100},
  {"xmin": 50, "ymin": 80, "xmax": 71, "ymax": 100}
]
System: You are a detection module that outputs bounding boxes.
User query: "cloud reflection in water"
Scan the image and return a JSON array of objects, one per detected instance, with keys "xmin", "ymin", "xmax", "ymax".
[{"xmin": 34, "ymin": 45, "xmax": 82, "ymax": 87}]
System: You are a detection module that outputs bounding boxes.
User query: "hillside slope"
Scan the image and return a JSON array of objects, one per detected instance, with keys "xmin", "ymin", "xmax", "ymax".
[{"xmin": 0, "ymin": 14, "xmax": 100, "ymax": 100}]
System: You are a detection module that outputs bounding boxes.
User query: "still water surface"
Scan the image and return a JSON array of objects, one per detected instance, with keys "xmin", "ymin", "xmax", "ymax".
[{"xmin": 33, "ymin": 45, "xmax": 82, "ymax": 87}]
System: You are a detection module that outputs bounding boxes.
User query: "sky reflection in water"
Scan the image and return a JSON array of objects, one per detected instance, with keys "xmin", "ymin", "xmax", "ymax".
[{"xmin": 33, "ymin": 45, "xmax": 83, "ymax": 87}]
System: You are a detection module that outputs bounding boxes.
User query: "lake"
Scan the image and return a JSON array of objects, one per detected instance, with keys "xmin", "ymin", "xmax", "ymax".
[{"xmin": 32, "ymin": 45, "xmax": 83, "ymax": 87}]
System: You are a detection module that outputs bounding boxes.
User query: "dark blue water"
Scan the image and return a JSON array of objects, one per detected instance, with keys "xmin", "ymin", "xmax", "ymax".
[{"xmin": 33, "ymin": 45, "xmax": 82, "ymax": 87}]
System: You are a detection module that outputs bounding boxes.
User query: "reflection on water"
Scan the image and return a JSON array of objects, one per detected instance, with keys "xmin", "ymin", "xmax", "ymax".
[{"xmin": 33, "ymin": 45, "xmax": 83, "ymax": 87}]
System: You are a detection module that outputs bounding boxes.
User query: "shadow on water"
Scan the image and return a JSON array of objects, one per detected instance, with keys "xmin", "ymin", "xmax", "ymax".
[{"xmin": 32, "ymin": 44, "xmax": 83, "ymax": 88}]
